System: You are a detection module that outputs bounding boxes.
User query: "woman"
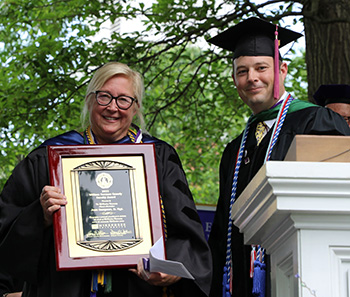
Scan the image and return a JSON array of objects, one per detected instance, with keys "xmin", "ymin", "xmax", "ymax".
[{"xmin": 0, "ymin": 62, "xmax": 212, "ymax": 297}]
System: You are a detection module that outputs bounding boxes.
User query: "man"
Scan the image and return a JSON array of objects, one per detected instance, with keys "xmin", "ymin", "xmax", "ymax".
[
  {"xmin": 314, "ymin": 84, "xmax": 350, "ymax": 127},
  {"xmin": 207, "ymin": 17, "xmax": 350, "ymax": 297}
]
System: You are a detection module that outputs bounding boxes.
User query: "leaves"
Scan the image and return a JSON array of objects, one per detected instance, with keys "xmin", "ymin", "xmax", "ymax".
[{"xmin": 0, "ymin": 0, "xmax": 306, "ymax": 204}]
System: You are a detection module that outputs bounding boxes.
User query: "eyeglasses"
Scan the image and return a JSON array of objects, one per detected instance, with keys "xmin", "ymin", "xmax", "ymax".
[{"xmin": 92, "ymin": 91, "xmax": 137, "ymax": 110}]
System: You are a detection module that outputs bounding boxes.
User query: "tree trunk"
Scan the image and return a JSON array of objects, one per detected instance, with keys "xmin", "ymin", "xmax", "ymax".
[{"xmin": 302, "ymin": 0, "xmax": 350, "ymax": 102}]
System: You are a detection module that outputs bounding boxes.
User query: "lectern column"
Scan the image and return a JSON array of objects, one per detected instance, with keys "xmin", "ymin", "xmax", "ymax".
[{"xmin": 231, "ymin": 161, "xmax": 350, "ymax": 297}]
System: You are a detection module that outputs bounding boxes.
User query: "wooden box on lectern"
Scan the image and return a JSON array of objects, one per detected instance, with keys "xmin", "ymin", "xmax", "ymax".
[{"xmin": 284, "ymin": 135, "xmax": 350, "ymax": 162}]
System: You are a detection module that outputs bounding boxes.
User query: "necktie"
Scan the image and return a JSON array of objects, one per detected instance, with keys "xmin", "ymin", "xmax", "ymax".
[{"xmin": 255, "ymin": 122, "xmax": 266, "ymax": 145}]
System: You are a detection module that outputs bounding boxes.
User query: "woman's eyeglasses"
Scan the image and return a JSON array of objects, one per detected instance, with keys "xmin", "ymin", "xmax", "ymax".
[{"xmin": 92, "ymin": 91, "xmax": 137, "ymax": 110}]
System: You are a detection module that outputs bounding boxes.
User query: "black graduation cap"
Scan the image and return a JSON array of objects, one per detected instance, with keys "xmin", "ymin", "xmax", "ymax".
[
  {"xmin": 207, "ymin": 17, "xmax": 303, "ymax": 59},
  {"xmin": 313, "ymin": 84, "xmax": 350, "ymax": 106}
]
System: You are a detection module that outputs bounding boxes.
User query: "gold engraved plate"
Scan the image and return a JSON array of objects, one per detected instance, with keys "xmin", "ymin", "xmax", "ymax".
[{"xmin": 70, "ymin": 160, "xmax": 142, "ymax": 252}]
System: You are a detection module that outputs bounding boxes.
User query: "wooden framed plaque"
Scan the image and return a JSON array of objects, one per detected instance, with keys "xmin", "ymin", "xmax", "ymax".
[{"xmin": 48, "ymin": 144, "xmax": 164, "ymax": 271}]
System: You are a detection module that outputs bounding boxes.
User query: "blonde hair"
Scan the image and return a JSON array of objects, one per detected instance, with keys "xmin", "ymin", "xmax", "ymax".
[{"xmin": 81, "ymin": 62, "xmax": 145, "ymax": 130}]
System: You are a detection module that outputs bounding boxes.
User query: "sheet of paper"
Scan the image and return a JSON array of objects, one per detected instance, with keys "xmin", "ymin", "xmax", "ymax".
[{"xmin": 148, "ymin": 237, "xmax": 194, "ymax": 280}]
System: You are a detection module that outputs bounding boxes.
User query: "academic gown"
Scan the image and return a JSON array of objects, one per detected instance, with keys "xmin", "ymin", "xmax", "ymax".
[
  {"xmin": 209, "ymin": 105, "xmax": 350, "ymax": 297},
  {"xmin": 0, "ymin": 131, "xmax": 212, "ymax": 297},
  {"xmin": 0, "ymin": 271, "xmax": 24, "ymax": 295}
]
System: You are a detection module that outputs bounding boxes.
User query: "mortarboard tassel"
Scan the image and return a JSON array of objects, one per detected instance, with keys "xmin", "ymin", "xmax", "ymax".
[{"xmin": 274, "ymin": 24, "xmax": 280, "ymax": 100}]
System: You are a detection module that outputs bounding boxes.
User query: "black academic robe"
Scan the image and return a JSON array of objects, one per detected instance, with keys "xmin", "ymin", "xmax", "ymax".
[
  {"xmin": 209, "ymin": 106, "xmax": 350, "ymax": 297},
  {"xmin": 0, "ymin": 271, "xmax": 23, "ymax": 295},
  {"xmin": 0, "ymin": 133, "xmax": 212, "ymax": 297}
]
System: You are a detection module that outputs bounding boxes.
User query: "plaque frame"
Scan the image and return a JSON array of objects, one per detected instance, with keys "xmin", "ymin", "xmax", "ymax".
[{"xmin": 48, "ymin": 144, "xmax": 164, "ymax": 271}]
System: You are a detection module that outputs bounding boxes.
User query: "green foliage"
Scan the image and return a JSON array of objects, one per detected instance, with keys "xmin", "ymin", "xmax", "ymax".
[
  {"xmin": 0, "ymin": 0, "xmax": 305, "ymax": 204},
  {"xmin": 285, "ymin": 50, "xmax": 308, "ymax": 100},
  {"xmin": 141, "ymin": 45, "xmax": 250, "ymax": 203}
]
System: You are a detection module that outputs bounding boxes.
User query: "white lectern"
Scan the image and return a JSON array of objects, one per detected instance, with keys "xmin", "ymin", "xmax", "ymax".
[{"xmin": 231, "ymin": 161, "xmax": 350, "ymax": 297}]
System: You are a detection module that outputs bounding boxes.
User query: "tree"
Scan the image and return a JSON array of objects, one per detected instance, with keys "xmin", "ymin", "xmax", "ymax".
[
  {"xmin": 1, "ymin": 0, "xmax": 343, "ymax": 204},
  {"xmin": 302, "ymin": 0, "xmax": 350, "ymax": 99}
]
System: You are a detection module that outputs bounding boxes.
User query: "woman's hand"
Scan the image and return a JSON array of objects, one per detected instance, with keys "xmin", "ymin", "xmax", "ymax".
[
  {"xmin": 129, "ymin": 258, "xmax": 181, "ymax": 287},
  {"xmin": 40, "ymin": 185, "xmax": 67, "ymax": 227}
]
